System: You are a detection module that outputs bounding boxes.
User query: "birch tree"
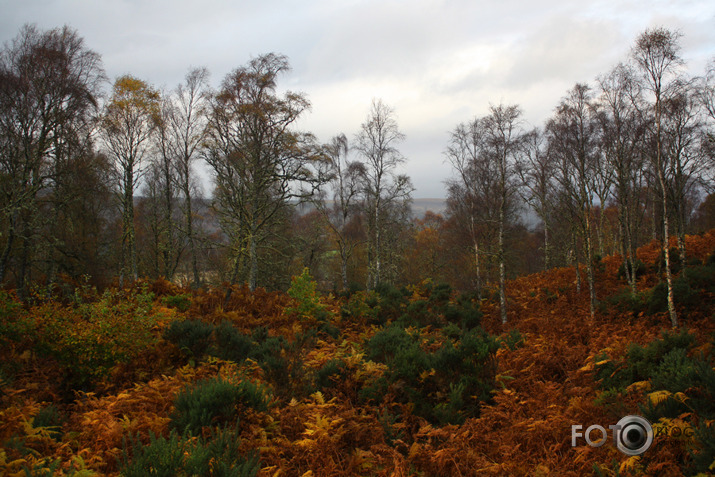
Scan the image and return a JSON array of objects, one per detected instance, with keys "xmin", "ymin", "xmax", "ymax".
[
  {"xmin": 204, "ymin": 53, "xmax": 324, "ymax": 293},
  {"xmin": 100, "ymin": 75, "xmax": 161, "ymax": 287},
  {"xmin": 355, "ymin": 99, "xmax": 412, "ymax": 289},
  {"xmin": 632, "ymin": 27, "xmax": 684, "ymax": 328}
]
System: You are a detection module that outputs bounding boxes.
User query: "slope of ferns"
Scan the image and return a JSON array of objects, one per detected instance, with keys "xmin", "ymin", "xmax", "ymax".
[{"xmin": 0, "ymin": 231, "xmax": 714, "ymax": 476}]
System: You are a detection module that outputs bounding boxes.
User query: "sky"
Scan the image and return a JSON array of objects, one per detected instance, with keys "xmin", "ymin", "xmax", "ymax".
[{"xmin": 1, "ymin": 0, "xmax": 714, "ymax": 198}]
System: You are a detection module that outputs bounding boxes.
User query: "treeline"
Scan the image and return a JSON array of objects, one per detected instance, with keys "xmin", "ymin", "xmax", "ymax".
[{"xmin": 0, "ymin": 24, "xmax": 713, "ymax": 320}]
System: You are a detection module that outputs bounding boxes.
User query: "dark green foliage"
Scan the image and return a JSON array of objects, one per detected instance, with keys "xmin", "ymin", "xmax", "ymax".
[
  {"xmin": 369, "ymin": 282, "xmax": 483, "ymax": 331},
  {"xmin": 0, "ymin": 291, "xmax": 27, "ymax": 345},
  {"xmin": 377, "ymin": 409, "xmax": 403, "ymax": 446},
  {"xmin": 647, "ymin": 279, "xmax": 696, "ymax": 315},
  {"xmin": 682, "ymin": 261, "xmax": 715, "ymax": 294},
  {"xmin": 593, "ymin": 329, "xmax": 715, "ymax": 474},
  {"xmin": 161, "ymin": 294, "xmax": 192, "ymax": 312},
  {"xmin": 120, "ymin": 427, "xmax": 259, "ymax": 477},
  {"xmin": 650, "ymin": 348, "xmax": 699, "ymax": 394},
  {"xmin": 617, "ymin": 259, "xmax": 647, "ymax": 281},
  {"xmin": 163, "ymin": 319, "xmax": 213, "ymax": 358},
  {"xmin": 317, "ymin": 321, "xmax": 340, "ymax": 339},
  {"xmin": 687, "ymin": 422, "xmax": 715, "ymax": 476},
  {"xmin": 121, "ymin": 431, "xmax": 184, "ymax": 476},
  {"xmin": 443, "ymin": 292, "xmax": 482, "ymax": 330},
  {"xmin": 315, "ymin": 358, "xmax": 348, "ymax": 391},
  {"xmin": 365, "ymin": 325, "xmax": 415, "ymax": 363},
  {"xmin": 656, "ymin": 247, "xmax": 683, "ymax": 274},
  {"xmin": 501, "ymin": 329, "xmax": 525, "ymax": 350},
  {"xmin": 163, "ymin": 319, "xmax": 302, "ymax": 395},
  {"xmin": 33, "ymin": 404, "xmax": 64, "ymax": 440},
  {"xmin": 213, "ymin": 321, "xmax": 255, "ymax": 363},
  {"xmin": 169, "ymin": 377, "xmax": 269, "ymax": 436},
  {"xmin": 363, "ymin": 324, "xmax": 499, "ymax": 425},
  {"xmin": 248, "ymin": 327, "xmax": 290, "ymax": 389},
  {"xmin": 608, "ymin": 257, "xmax": 714, "ymax": 317},
  {"xmin": 373, "ymin": 283, "xmax": 411, "ymax": 323},
  {"xmin": 605, "ymin": 287, "xmax": 649, "ymax": 316},
  {"xmin": 340, "ymin": 291, "xmax": 377, "ymax": 324},
  {"xmin": 595, "ymin": 329, "xmax": 695, "ymax": 391},
  {"xmin": 541, "ymin": 288, "xmax": 558, "ymax": 304},
  {"xmin": 285, "ymin": 268, "xmax": 331, "ymax": 320}
]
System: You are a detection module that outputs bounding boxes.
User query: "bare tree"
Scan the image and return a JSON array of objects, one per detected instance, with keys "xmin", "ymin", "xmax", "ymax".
[
  {"xmin": 0, "ymin": 24, "xmax": 104, "ymax": 296},
  {"xmin": 314, "ymin": 134, "xmax": 366, "ymax": 291},
  {"xmin": 547, "ymin": 84, "xmax": 601, "ymax": 320},
  {"xmin": 597, "ymin": 63, "xmax": 648, "ymax": 294},
  {"xmin": 100, "ymin": 75, "xmax": 161, "ymax": 287},
  {"xmin": 446, "ymin": 104, "xmax": 524, "ymax": 324},
  {"xmin": 204, "ymin": 53, "xmax": 325, "ymax": 294},
  {"xmin": 354, "ymin": 99, "xmax": 412, "ymax": 289},
  {"xmin": 169, "ymin": 67, "xmax": 210, "ymax": 288},
  {"xmin": 517, "ymin": 128, "xmax": 556, "ymax": 270},
  {"xmin": 661, "ymin": 81, "xmax": 709, "ymax": 264},
  {"xmin": 482, "ymin": 104, "xmax": 525, "ymax": 324},
  {"xmin": 632, "ymin": 27, "xmax": 684, "ymax": 328}
]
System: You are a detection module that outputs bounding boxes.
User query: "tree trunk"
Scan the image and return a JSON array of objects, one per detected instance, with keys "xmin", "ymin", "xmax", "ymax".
[
  {"xmin": 474, "ymin": 240, "xmax": 482, "ymax": 300},
  {"xmin": 585, "ymin": 215, "xmax": 596, "ymax": 320},
  {"xmin": 571, "ymin": 232, "xmax": 581, "ymax": 293},
  {"xmin": 184, "ymin": 193, "xmax": 200, "ymax": 288},
  {"xmin": 374, "ymin": 205, "xmax": 381, "ymax": 289},
  {"xmin": 0, "ymin": 212, "xmax": 16, "ymax": 283},
  {"xmin": 543, "ymin": 224, "xmax": 550, "ymax": 271},
  {"xmin": 223, "ymin": 244, "xmax": 243, "ymax": 308},
  {"xmin": 677, "ymin": 234, "xmax": 686, "ymax": 269},
  {"xmin": 498, "ymin": 200, "xmax": 507, "ymax": 325},
  {"xmin": 340, "ymin": 247, "xmax": 349, "ymax": 291},
  {"xmin": 163, "ymin": 158, "xmax": 174, "ymax": 280},
  {"xmin": 248, "ymin": 231, "xmax": 257, "ymax": 292}
]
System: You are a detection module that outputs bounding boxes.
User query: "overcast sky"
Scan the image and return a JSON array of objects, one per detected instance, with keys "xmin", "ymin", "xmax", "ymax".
[{"xmin": 2, "ymin": 0, "xmax": 714, "ymax": 198}]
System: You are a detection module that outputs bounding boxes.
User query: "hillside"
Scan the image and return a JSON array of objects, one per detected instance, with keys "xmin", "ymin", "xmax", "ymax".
[{"xmin": 1, "ymin": 232, "xmax": 714, "ymax": 476}]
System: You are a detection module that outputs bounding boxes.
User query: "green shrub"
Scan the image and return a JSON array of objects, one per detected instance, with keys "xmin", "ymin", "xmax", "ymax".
[
  {"xmin": 31, "ymin": 288, "xmax": 158, "ymax": 390},
  {"xmin": 373, "ymin": 283, "xmax": 411, "ymax": 322},
  {"xmin": 170, "ymin": 377, "xmax": 269, "ymax": 436},
  {"xmin": 595, "ymin": 329, "xmax": 695, "ymax": 391},
  {"xmin": 339, "ymin": 291, "xmax": 377, "ymax": 323},
  {"xmin": 617, "ymin": 259, "xmax": 647, "ymax": 281},
  {"xmin": 443, "ymin": 292, "xmax": 482, "ymax": 330},
  {"xmin": 317, "ymin": 321, "xmax": 340, "ymax": 339},
  {"xmin": 33, "ymin": 404, "xmax": 64, "ymax": 440},
  {"xmin": 656, "ymin": 247, "xmax": 683, "ymax": 274},
  {"xmin": 120, "ymin": 427, "xmax": 259, "ymax": 477},
  {"xmin": 363, "ymin": 324, "xmax": 499, "ymax": 425},
  {"xmin": 0, "ymin": 291, "xmax": 28, "ymax": 345},
  {"xmin": 315, "ymin": 358, "xmax": 348, "ymax": 391},
  {"xmin": 365, "ymin": 325, "xmax": 414, "ymax": 363},
  {"xmin": 687, "ymin": 422, "xmax": 715, "ymax": 475},
  {"xmin": 161, "ymin": 294, "xmax": 192, "ymax": 312},
  {"xmin": 213, "ymin": 321, "xmax": 254, "ymax": 363},
  {"xmin": 605, "ymin": 287, "xmax": 648, "ymax": 316},
  {"xmin": 646, "ymin": 279, "xmax": 696, "ymax": 315},
  {"xmin": 683, "ymin": 261, "xmax": 715, "ymax": 294},
  {"xmin": 501, "ymin": 329, "xmax": 525, "ymax": 350},
  {"xmin": 163, "ymin": 319, "xmax": 214, "ymax": 358},
  {"xmin": 121, "ymin": 431, "xmax": 184, "ymax": 476},
  {"xmin": 541, "ymin": 288, "xmax": 558, "ymax": 304},
  {"xmin": 285, "ymin": 268, "xmax": 330, "ymax": 320},
  {"xmin": 650, "ymin": 348, "xmax": 699, "ymax": 394}
]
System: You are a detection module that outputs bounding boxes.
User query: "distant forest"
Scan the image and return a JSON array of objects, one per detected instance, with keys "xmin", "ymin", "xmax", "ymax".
[{"xmin": 1, "ymin": 24, "xmax": 713, "ymax": 326}]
